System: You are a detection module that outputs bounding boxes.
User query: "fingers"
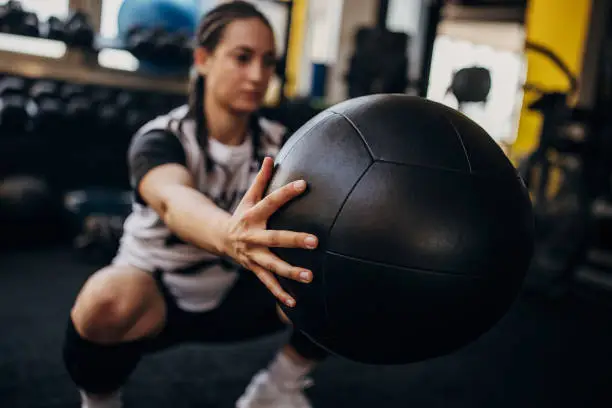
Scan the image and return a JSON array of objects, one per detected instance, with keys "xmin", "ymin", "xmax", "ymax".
[
  {"xmin": 243, "ymin": 229, "xmax": 318, "ymax": 250},
  {"xmin": 249, "ymin": 179, "xmax": 307, "ymax": 221},
  {"xmin": 250, "ymin": 250, "xmax": 313, "ymax": 284},
  {"xmin": 250, "ymin": 263, "xmax": 296, "ymax": 307},
  {"xmin": 240, "ymin": 157, "xmax": 274, "ymax": 207}
]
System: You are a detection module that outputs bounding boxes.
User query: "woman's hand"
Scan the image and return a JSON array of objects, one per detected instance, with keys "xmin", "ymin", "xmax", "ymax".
[{"xmin": 223, "ymin": 157, "xmax": 319, "ymax": 307}]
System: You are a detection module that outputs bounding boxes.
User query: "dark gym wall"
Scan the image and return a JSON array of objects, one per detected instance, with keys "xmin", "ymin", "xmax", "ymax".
[{"xmin": 577, "ymin": 0, "xmax": 612, "ymax": 109}]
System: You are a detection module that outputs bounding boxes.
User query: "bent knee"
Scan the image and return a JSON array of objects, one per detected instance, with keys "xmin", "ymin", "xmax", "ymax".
[
  {"xmin": 71, "ymin": 286, "xmax": 138, "ymax": 343},
  {"xmin": 71, "ymin": 266, "xmax": 165, "ymax": 343}
]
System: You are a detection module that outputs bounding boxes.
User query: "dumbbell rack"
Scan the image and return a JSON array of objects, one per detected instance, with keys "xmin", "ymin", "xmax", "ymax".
[
  {"xmin": 0, "ymin": 0, "xmax": 296, "ymax": 101},
  {"xmin": 0, "ymin": 32, "xmax": 188, "ymax": 96},
  {"xmin": 0, "ymin": 0, "xmax": 296, "ymax": 192},
  {"xmin": 0, "ymin": 0, "xmax": 194, "ymax": 96},
  {"xmin": 0, "ymin": 26, "xmax": 191, "ymax": 193}
]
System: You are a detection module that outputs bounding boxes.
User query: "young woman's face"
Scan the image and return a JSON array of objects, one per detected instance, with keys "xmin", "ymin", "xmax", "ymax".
[{"xmin": 200, "ymin": 17, "xmax": 276, "ymax": 114}]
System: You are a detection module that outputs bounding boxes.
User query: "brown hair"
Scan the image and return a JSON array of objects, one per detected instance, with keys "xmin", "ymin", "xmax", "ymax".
[{"xmin": 178, "ymin": 1, "xmax": 274, "ymax": 172}]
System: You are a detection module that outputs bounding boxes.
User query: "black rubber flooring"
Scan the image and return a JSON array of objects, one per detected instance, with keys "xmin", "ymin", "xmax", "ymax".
[{"xmin": 1, "ymin": 246, "xmax": 612, "ymax": 407}]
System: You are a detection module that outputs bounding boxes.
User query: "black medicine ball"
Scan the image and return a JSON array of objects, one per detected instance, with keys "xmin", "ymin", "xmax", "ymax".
[{"xmin": 265, "ymin": 94, "xmax": 534, "ymax": 365}]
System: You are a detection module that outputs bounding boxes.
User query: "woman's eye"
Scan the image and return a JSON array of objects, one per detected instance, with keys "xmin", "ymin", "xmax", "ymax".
[{"xmin": 236, "ymin": 54, "xmax": 250, "ymax": 64}]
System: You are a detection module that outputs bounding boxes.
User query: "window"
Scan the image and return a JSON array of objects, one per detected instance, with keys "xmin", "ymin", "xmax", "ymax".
[
  {"xmin": 0, "ymin": 0, "xmax": 70, "ymax": 22},
  {"xmin": 244, "ymin": 0, "xmax": 289, "ymax": 55},
  {"xmin": 427, "ymin": 35, "xmax": 527, "ymax": 147},
  {"xmin": 100, "ymin": 0, "xmax": 124, "ymax": 39},
  {"xmin": 0, "ymin": 0, "xmax": 69, "ymax": 58},
  {"xmin": 0, "ymin": 32, "xmax": 66, "ymax": 58}
]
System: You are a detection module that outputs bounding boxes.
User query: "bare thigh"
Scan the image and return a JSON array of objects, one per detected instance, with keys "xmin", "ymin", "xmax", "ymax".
[{"xmin": 70, "ymin": 264, "xmax": 167, "ymax": 344}]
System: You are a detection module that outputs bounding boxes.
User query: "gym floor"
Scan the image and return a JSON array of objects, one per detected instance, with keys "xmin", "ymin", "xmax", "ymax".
[{"xmin": 1, "ymin": 245, "xmax": 611, "ymax": 408}]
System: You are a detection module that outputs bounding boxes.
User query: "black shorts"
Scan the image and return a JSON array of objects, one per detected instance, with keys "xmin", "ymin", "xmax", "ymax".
[{"xmin": 143, "ymin": 269, "xmax": 288, "ymax": 354}]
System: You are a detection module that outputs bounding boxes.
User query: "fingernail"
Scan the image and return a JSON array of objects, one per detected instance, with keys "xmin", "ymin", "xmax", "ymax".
[
  {"xmin": 286, "ymin": 298, "xmax": 296, "ymax": 307},
  {"xmin": 294, "ymin": 180, "xmax": 306, "ymax": 191},
  {"xmin": 299, "ymin": 271, "xmax": 312, "ymax": 283},
  {"xmin": 304, "ymin": 236, "xmax": 318, "ymax": 249}
]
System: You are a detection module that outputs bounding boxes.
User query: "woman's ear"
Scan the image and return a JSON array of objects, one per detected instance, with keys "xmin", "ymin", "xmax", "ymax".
[{"xmin": 193, "ymin": 47, "xmax": 211, "ymax": 76}]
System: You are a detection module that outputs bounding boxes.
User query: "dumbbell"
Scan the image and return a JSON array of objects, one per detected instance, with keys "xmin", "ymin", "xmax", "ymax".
[
  {"xmin": 60, "ymin": 83, "xmax": 94, "ymax": 128},
  {"xmin": 126, "ymin": 26, "xmax": 166, "ymax": 60},
  {"xmin": 62, "ymin": 84, "xmax": 91, "ymax": 118},
  {"xmin": 98, "ymin": 102, "xmax": 122, "ymax": 130},
  {"xmin": 65, "ymin": 94, "xmax": 92, "ymax": 122},
  {"xmin": 90, "ymin": 87, "xmax": 122, "ymax": 131},
  {"xmin": 61, "ymin": 83, "xmax": 87, "ymax": 101},
  {"xmin": 33, "ymin": 97, "xmax": 65, "ymax": 132},
  {"xmin": 29, "ymin": 80, "xmax": 65, "ymax": 135},
  {"xmin": 113, "ymin": 89, "xmax": 146, "ymax": 132},
  {"xmin": 154, "ymin": 30, "xmax": 192, "ymax": 66},
  {"xmin": 0, "ymin": 0, "xmax": 23, "ymax": 33},
  {"xmin": 30, "ymin": 80, "xmax": 59, "ymax": 102},
  {"xmin": 0, "ymin": 1, "xmax": 39, "ymax": 37},
  {"xmin": 0, "ymin": 76, "xmax": 29, "ymax": 134},
  {"xmin": 20, "ymin": 11, "xmax": 39, "ymax": 36},
  {"xmin": 45, "ymin": 16, "xmax": 66, "ymax": 41},
  {"xmin": 157, "ymin": 31, "xmax": 192, "ymax": 63},
  {"xmin": 92, "ymin": 88, "xmax": 122, "ymax": 132},
  {"xmin": 91, "ymin": 87, "xmax": 116, "ymax": 107},
  {"xmin": 0, "ymin": 76, "xmax": 27, "ymax": 95},
  {"xmin": 64, "ymin": 10, "xmax": 94, "ymax": 49},
  {"xmin": 8, "ymin": 10, "xmax": 39, "ymax": 37}
]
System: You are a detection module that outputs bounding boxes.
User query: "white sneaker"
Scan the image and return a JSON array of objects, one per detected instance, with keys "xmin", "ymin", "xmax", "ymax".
[
  {"xmin": 236, "ymin": 370, "xmax": 314, "ymax": 408},
  {"xmin": 80, "ymin": 390, "xmax": 122, "ymax": 408}
]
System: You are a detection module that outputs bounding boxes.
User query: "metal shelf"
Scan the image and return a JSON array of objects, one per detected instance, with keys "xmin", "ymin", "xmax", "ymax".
[{"xmin": 0, "ymin": 33, "xmax": 189, "ymax": 94}]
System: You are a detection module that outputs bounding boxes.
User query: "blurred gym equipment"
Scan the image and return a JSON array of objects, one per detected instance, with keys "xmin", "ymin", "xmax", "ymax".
[
  {"xmin": 518, "ymin": 42, "xmax": 585, "ymax": 296},
  {"xmin": 345, "ymin": 27, "xmax": 410, "ymax": 98},
  {"xmin": 0, "ymin": 0, "xmax": 39, "ymax": 37},
  {"xmin": 447, "ymin": 66, "xmax": 492, "ymax": 106},
  {"xmin": 0, "ymin": 76, "xmax": 29, "ymax": 134},
  {"xmin": 117, "ymin": 0, "xmax": 199, "ymax": 73},
  {"xmin": 63, "ymin": 10, "xmax": 95, "ymax": 49},
  {"xmin": 0, "ymin": 70, "xmax": 185, "ymax": 191},
  {"xmin": 519, "ymin": 41, "xmax": 612, "ymax": 297},
  {"xmin": 124, "ymin": 26, "xmax": 192, "ymax": 67},
  {"xmin": 117, "ymin": 0, "xmax": 199, "ymax": 41},
  {"xmin": 64, "ymin": 188, "xmax": 132, "ymax": 264},
  {"xmin": 0, "ymin": 174, "xmax": 66, "ymax": 247},
  {"xmin": 44, "ymin": 16, "xmax": 66, "ymax": 41},
  {"xmin": 29, "ymin": 79, "xmax": 65, "ymax": 136}
]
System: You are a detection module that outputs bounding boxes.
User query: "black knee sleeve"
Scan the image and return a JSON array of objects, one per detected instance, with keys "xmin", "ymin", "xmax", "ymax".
[
  {"xmin": 289, "ymin": 330, "xmax": 329, "ymax": 362},
  {"xmin": 62, "ymin": 317, "xmax": 145, "ymax": 394}
]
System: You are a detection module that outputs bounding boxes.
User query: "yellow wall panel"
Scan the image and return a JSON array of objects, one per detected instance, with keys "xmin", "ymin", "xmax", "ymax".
[{"xmin": 513, "ymin": 0, "xmax": 592, "ymax": 160}]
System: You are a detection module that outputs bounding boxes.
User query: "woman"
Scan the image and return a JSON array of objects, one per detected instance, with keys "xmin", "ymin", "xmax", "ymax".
[{"xmin": 62, "ymin": 2, "xmax": 328, "ymax": 408}]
